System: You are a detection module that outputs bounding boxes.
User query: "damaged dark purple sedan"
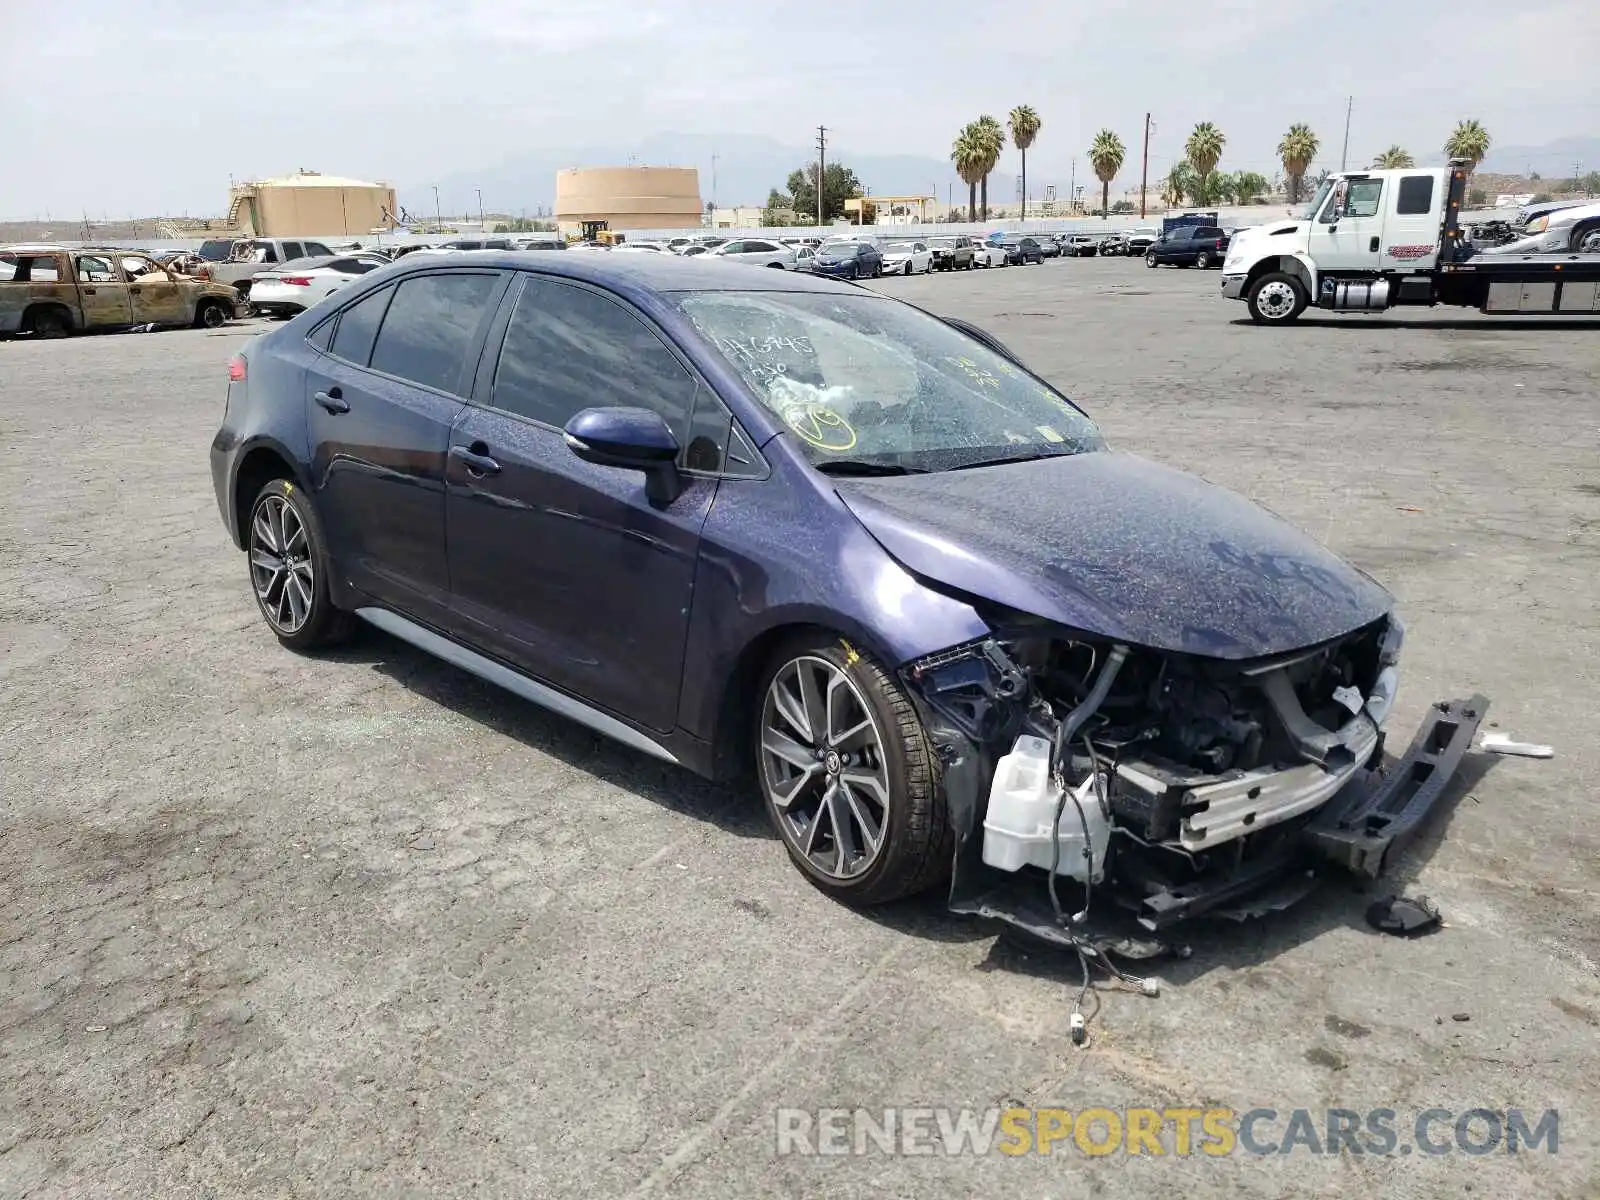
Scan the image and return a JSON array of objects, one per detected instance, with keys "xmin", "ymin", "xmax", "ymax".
[{"xmin": 211, "ymin": 253, "xmax": 1485, "ymax": 942}]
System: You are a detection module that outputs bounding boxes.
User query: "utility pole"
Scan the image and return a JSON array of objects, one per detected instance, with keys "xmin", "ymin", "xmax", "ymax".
[
  {"xmin": 476, "ymin": 188, "xmax": 485, "ymax": 229},
  {"xmin": 1140, "ymin": 112, "xmax": 1152, "ymax": 218},
  {"xmin": 711, "ymin": 152, "xmax": 719, "ymax": 213},
  {"xmin": 1069, "ymin": 158, "xmax": 1075, "ymax": 213},
  {"xmin": 815, "ymin": 126, "xmax": 828, "ymax": 227},
  {"xmin": 433, "ymin": 185, "xmax": 442, "ymax": 233},
  {"xmin": 1339, "ymin": 96, "xmax": 1353, "ymax": 171}
]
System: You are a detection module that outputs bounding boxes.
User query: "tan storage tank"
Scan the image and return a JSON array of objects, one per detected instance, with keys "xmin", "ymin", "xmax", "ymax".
[
  {"xmin": 227, "ymin": 171, "xmax": 397, "ymax": 237},
  {"xmin": 553, "ymin": 167, "xmax": 703, "ymax": 235}
]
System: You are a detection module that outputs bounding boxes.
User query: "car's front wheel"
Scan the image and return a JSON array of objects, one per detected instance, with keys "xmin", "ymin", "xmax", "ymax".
[
  {"xmin": 756, "ymin": 636, "xmax": 949, "ymax": 904},
  {"xmin": 1145, "ymin": 251, "xmax": 1159, "ymax": 267},
  {"xmin": 246, "ymin": 479, "xmax": 351, "ymax": 650}
]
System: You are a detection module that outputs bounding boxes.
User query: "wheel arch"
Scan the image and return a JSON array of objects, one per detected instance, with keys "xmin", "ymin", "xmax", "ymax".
[
  {"xmin": 707, "ymin": 618, "xmax": 906, "ymax": 784},
  {"xmin": 1245, "ymin": 253, "xmax": 1315, "ymax": 296},
  {"xmin": 231, "ymin": 440, "xmax": 314, "ymax": 547},
  {"xmin": 22, "ymin": 301, "xmax": 77, "ymax": 333}
]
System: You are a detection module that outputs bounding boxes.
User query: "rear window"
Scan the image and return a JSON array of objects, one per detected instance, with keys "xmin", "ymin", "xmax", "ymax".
[
  {"xmin": 1397, "ymin": 175, "xmax": 1434, "ymax": 215},
  {"xmin": 368, "ymin": 272, "xmax": 500, "ymax": 394}
]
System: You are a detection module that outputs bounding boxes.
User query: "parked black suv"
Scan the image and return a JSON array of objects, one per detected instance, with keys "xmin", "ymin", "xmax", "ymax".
[
  {"xmin": 1144, "ymin": 226, "xmax": 1230, "ymax": 269},
  {"xmin": 997, "ymin": 236, "xmax": 1045, "ymax": 265}
]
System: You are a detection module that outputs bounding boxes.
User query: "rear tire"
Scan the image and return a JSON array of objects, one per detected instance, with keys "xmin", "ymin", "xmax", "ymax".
[
  {"xmin": 245, "ymin": 479, "xmax": 353, "ymax": 651},
  {"xmin": 1246, "ymin": 272, "xmax": 1308, "ymax": 325},
  {"xmin": 1195, "ymin": 250, "xmax": 1212, "ymax": 269},
  {"xmin": 25, "ymin": 307, "xmax": 71, "ymax": 338},
  {"xmin": 755, "ymin": 633, "xmax": 951, "ymax": 905}
]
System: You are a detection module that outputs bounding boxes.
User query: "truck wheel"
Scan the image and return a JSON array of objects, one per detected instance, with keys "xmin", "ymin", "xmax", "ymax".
[
  {"xmin": 25, "ymin": 307, "xmax": 71, "ymax": 338},
  {"xmin": 1195, "ymin": 250, "xmax": 1212, "ymax": 268},
  {"xmin": 1247, "ymin": 272, "xmax": 1308, "ymax": 325}
]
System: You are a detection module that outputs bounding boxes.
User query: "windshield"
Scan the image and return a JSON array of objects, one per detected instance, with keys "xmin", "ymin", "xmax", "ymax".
[
  {"xmin": 1299, "ymin": 179, "xmax": 1334, "ymax": 221},
  {"xmin": 196, "ymin": 240, "xmax": 234, "ymax": 262},
  {"xmin": 678, "ymin": 292, "xmax": 1101, "ymax": 472}
]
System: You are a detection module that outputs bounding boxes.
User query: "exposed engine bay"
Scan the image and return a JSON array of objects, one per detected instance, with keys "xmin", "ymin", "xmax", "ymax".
[{"xmin": 902, "ymin": 613, "xmax": 1486, "ymax": 945}]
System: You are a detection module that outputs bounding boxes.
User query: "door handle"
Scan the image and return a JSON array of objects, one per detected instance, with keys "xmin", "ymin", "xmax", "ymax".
[
  {"xmin": 83, "ymin": 287, "xmax": 96, "ymax": 295},
  {"xmin": 1369, "ymin": 236, "xmax": 1380, "ymax": 252},
  {"xmin": 450, "ymin": 444, "xmax": 501, "ymax": 477},
  {"xmin": 130, "ymin": 287, "xmax": 141, "ymax": 295},
  {"xmin": 313, "ymin": 388, "xmax": 349, "ymax": 414}
]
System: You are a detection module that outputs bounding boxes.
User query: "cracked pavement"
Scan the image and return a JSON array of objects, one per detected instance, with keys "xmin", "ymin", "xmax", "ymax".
[{"xmin": 1, "ymin": 260, "xmax": 1597, "ymax": 1197}]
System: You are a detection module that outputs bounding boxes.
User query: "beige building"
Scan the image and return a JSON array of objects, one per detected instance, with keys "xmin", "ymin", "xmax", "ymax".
[
  {"xmin": 227, "ymin": 171, "xmax": 397, "ymax": 237},
  {"xmin": 553, "ymin": 166, "xmax": 702, "ymax": 235}
]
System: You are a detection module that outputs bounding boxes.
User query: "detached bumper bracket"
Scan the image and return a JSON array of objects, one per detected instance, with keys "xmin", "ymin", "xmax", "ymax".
[{"xmin": 1306, "ymin": 694, "xmax": 1489, "ymax": 877}]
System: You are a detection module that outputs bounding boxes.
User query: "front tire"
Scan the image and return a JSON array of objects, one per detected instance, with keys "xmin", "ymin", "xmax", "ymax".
[
  {"xmin": 197, "ymin": 299, "xmax": 229, "ymax": 328},
  {"xmin": 1247, "ymin": 271, "xmax": 1308, "ymax": 325},
  {"xmin": 1145, "ymin": 251, "xmax": 1159, "ymax": 268},
  {"xmin": 245, "ymin": 479, "xmax": 352, "ymax": 650},
  {"xmin": 755, "ymin": 635, "xmax": 950, "ymax": 904}
]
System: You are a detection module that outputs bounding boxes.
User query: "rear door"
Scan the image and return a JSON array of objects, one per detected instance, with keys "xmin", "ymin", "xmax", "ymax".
[
  {"xmin": 1307, "ymin": 176, "xmax": 1386, "ymax": 274},
  {"xmin": 304, "ymin": 269, "xmax": 509, "ymax": 623},
  {"xmin": 444, "ymin": 273, "xmax": 718, "ymax": 732},
  {"xmin": 1379, "ymin": 173, "xmax": 1443, "ymax": 271},
  {"xmin": 73, "ymin": 254, "xmax": 133, "ymax": 327}
]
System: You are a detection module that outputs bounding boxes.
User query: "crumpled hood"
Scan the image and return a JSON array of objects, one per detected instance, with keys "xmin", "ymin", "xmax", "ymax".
[{"xmin": 835, "ymin": 452, "xmax": 1392, "ymax": 658}]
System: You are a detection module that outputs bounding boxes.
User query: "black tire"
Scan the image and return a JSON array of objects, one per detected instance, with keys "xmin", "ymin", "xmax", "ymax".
[
  {"xmin": 26, "ymin": 307, "xmax": 71, "ymax": 338},
  {"xmin": 1572, "ymin": 222, "xmax": 1600, "ymax": 253},
  {"xmin": 1246, "ymin": 271, "xmax": 1309, "ymax": 325},
  {"xmin": 754, "ymin": 633, "xmax": 951, "ymax": 904},
  {"xmin": 1145, "ymin": 251, "xmax": 1159, "ymax": 268},
  {"xmin": 245, "ymin": 478, "xmax": 353, "ymax": 651},
  {"xmin": 1195, "ymin": 250, "xmax": 1212, "ymax": 269},
  {"xmin": 848, "ymin": 264, "xmax": 859, "ymax": 280},
  {"xmin": 197, "ymin": 299, "xmax": 229, "ymax": 328}
]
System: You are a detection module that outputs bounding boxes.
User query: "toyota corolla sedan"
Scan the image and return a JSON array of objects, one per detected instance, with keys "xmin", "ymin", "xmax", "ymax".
[{"xmin": 211, "ymin": 254, "xmax": 1483, "ymax": 940}]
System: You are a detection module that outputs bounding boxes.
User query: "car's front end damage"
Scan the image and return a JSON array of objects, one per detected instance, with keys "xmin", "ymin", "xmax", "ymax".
[{"xmin": 900, "ymin": 617, "xmax": 1486, "ymax": 948}]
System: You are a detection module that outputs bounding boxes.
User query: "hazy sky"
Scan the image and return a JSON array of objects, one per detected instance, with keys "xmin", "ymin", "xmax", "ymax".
[{"xmin": 2, "ymin": 0, "xmax": 1596, "ymax": 218}]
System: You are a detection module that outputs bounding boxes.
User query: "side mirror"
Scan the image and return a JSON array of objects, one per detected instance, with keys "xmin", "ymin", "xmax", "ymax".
[{"xmin": 564, "ymin": 406, "xmax": 683, "ymax": 504}]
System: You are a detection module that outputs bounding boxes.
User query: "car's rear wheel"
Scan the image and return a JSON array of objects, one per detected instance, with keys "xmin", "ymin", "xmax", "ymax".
[
  {"xmin": 1195, "ymin": 250, "xmax": 1212, "ymax": 269},
  {"xmin": 1247, "ymin": 272, "xmax": 1308, "ymax": 324},
  {"xmin": 25, "ymin": 306, "xmax": 71, "ymax": 338},
  {"xmin": 756, "ymin": 636, "xmax": 949, "ymax": 904},
  {"xmin": 246, "ymin": 479, "xmax": 351, "ymax": 650},
  {"xmin": 1145, "ymin": 251, "xmax": 1159, "ymax": 267}
]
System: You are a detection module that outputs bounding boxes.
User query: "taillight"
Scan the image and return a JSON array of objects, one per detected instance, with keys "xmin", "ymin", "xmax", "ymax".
[
  {"xmin": 279, "ymin": 276, "xmax": 313, "ymax": 287},
  {"xmin": 228, "ymin": 356, "xmax": 246, "ymax": 382}
]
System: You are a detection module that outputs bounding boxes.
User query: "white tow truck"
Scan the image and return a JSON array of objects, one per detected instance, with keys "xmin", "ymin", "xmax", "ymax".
[{"xmin": 1221, "ymin": 160, "xmax": 1600, "ymax": 324}]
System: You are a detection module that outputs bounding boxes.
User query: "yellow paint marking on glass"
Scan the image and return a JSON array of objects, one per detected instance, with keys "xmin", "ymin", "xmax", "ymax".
[
  {"xmin": 783, "ymin": 403, "xmax": 857, "ymax": 452},
  {"xmin": 1036, "ymin": 425, "xmax": 1065, "ymax": 443}
]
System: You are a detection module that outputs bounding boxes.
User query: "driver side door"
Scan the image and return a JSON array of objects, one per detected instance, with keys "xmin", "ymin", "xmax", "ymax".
[{"xmin": 1307, "ymin": 176, "xmax": 1386, "ymax": 274}]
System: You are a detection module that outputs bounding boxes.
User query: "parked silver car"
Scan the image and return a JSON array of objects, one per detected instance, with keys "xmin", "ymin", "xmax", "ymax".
[
  {"xmin": 1484, "ymin": 201, "xmax": 1600, "ymax": 255},
  {"xmin": 709, "ymin": 238, "xmax": 797, "ymax": 269}
]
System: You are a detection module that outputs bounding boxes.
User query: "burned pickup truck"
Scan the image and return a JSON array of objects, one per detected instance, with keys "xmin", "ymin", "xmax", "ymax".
[{"xmin": 0, "ymin": 246, "xmax": 242, "ymax": 336}]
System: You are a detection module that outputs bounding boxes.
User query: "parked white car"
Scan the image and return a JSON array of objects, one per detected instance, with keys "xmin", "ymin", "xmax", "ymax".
[
  {"xmin": 248, "ymin": 255, "xmax": 388, "ymax": 317},
  {"xmin": 709, "ymin": 238, "xmax": 797, "ymax": 269},
  {"xmin": 971, "ymin": 241, "xmax": 1008, "ymax": 268},
  {"xmin": 881, "ymin": 240, "xmax": 933, "ymax": 275}
]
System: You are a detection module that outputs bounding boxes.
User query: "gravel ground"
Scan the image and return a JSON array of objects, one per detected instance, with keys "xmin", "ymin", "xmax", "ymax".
[{"xmin": 2, "ymin": 259, "xmax": 1597, "ymax": 1198}]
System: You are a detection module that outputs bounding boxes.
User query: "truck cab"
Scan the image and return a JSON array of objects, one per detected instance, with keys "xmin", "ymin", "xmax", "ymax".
[{"xmin": 1221, "ymin": 164, "xmax": 1600, "ymax": 324}]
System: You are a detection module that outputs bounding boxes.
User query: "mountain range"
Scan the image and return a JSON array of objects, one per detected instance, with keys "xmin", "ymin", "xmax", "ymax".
[{"xmin": 411, "ymin": 132, "xmax": 1016, "ymax": 217}]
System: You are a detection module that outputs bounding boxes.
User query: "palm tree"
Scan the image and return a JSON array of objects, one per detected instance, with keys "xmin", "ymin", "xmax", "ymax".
[
  {"xmin": 1087, "ymin": 129, "xmax": 1126, "ymax": 221},
  {"xmin": 1277, "ymin": 123, "xmax": 1319, "ymax": 203},
  {"xmin": 951, "ymin": 125, "xmax": 986, "ymax": 221},
  {"xmin": 1444, "ymin": 119, "xmax": 1491, "ymax": 174},
  {"xmin": 1372, "ymin": 145, "xmax": 1415, "ymax": 169},
  {"xmin": 972, "ymin": 115, "xmax": 1006, "ymax": 220},
  {"xmin": 1009, "ymin": 106, "xmax": 1042, "ymax": 219},
  {"xmin": 1161, "ymin": 163, "xmax": 1195, "ymax": 208},
  {"xmin": 1233, "ymin": 170, "xmax": 1268, "ymax": 203},
  {"xmin": 1185, "ymin": 123, "xmax": 1226, "ymax": 206}
]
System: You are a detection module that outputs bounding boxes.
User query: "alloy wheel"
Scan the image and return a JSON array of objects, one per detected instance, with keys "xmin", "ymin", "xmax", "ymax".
[
  {"xmin": 249, "ymin": 494, "xmax": 315, "ymax": 634},
  {"xmin": 1254, "ymin": 279, "xmax": 1299, "ymax": 320},
  {"xmin": 1580, "ymin": 228, "xmax": 1600, "ymax": 253},
  {"xmin": 759, "ymin": 655, "xmax": 890, "ymax": 881}
]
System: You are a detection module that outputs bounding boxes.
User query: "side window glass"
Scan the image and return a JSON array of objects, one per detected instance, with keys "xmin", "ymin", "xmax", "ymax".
[
  {"xmin": 76, "ymin": 255, "xmax": 118, "ymax": 282},
  {"xmin": 307, "ymin": 243, "xmax": 334, "ymax": 257},
  {"xmin": 492, "ymin": 276, "xmax": 697, "ymax": 434},
  {"xmin": 369, "ymin": 273, "xmax": 500, "ymax": 394},
  {"xmin": 282, "ymin": 242, "xmax": 305, "ymax": 261},
  {"xmin": 329, "ymin": 284, "xmax": 394, "ymax": 367},
  {"xmin": 307, "ymin": 318, "xmax": 335, "ymax": 352},
  {"xmin": 1345, "ymin": 180, "xmax": 1383, "ymax": 218},
  {"xmin": 1396, "ymin": 175, "xmax": 1434, "ymax": 215}
]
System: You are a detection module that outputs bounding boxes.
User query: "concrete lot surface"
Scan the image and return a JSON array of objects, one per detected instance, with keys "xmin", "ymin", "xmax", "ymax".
[{"xmin": 2, "ymin": 259, "xmax": 1597, "ymax": 1198}]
